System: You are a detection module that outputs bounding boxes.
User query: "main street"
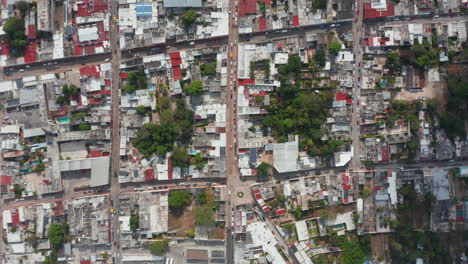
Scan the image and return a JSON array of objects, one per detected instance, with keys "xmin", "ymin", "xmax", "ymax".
[
  {"xmin": 108, "ymin": 0, "xmax": 123, "ymax": 262},
  {"xmin": 351, "ymin": 0, "xmax": 364, "ymax": 172},
  {"xmin": 224, "ymin": 0, "xmax": 239, "ymax": 262}
]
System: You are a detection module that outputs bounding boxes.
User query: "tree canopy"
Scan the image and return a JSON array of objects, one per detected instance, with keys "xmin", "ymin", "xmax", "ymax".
[
  {"xmin": 195, "ymin": 191, "xmax": 216, "ymax": 227},
  {"xmin": 171, "ymin": 147, "xmax": 191, "ymax": 168},
  {"xmin": 47, "ymin": 223, "xmax": 66, "ymax": 249},
  {"xmin": 133, "ymin": 100, "xmax": 194, "ymax": 157},
  {"xmin": 256, "ymin": 162, "xmax": 271, "ymax": 178},
  {"xmin": 184, "ymin": 80, "xmax": 203, "ymax": 96},
  {"xmin": 149, "ymin": 240, "xmax": 169, "ymax": 255},
  {"xmin": 313, "ymin": 49, "xmax": 327, "ymax": 67},
  {"xmin": 3, "ymin": 17, "xmax": 27, "ymax": 57},
  {"xmin": 193, "ymin": 153, "xmax": 206, "ymax": 169},
  {"xmin": 200, "ymin": 61, "xmax": 217, "ymax": 76},
  {"xmin": 132, "ymin": 122, "xmax": 178, "ymax": 157},
  {"xmin": 56, "ymin": 84, "xmax": 80, "ymax": 105},
  {"xmin": 168, "ymin": 190, "xmax": 192, "ymax": 215},
  {"xmin": 130, "ymin": 215, "xmax": 139, "ymax": 232},
  {"xmin": 439, "ymin": 73, "xmax": 468, "ymax": 140},
  {"xmin": 136, "ymin": 105, "xmax": 149, "ymax": 116},
  {"xmin": 328, "ymin": 42, "xmax": 342, "ymax": 55},
  {"xmin": 124, "ymin": 71, "xmax": 148, "ymax": 93},
  {"xmin": 16, "ymin": 1, "xmax": 29, "ymax": 14},
  {"xmin": 181, "ymin": 9, "xmax": 197, "ymax": 27}
]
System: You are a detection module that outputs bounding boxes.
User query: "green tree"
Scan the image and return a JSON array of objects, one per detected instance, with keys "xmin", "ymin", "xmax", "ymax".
[
  {"xmin": 56, "ymin": 95, "xmax": 67, "ymax": 105},
  {"xmin": 186, "ymin": 229, "xmax": 195, "ymax": 238},
  {"xmin": 184, "ymin": 80, "xmax": 203, "ymax": 96},
  {"xmin": 256, "ymin": 162, "xmax": 271, "ymax": 178},
  {"xmin": 124, "ymin": 71, "xmax": 148, "ymax": 93},
  {"xmin": 16, "ymin": 1, "xmax": 29, "ymax": 15},
  {"xmin": 101, "ymin": 252, "xmax": 109, "ymax": 260},
  {"xmin": 168, "ymin": 190, "xmax": 192, "ymax": 214},
  {"xmin": 313, "ymin": 49, "xmax": 327, "ymax": 67},
  {"xmin": 313, "ymin": 0, "xmax": 327, "ymax": 10},
  {"xmin": 328, "ymin": 42, "xmax": 342, "ymax": 55},
  {"xmin": 149, "ymin": 240, "xmax": 169, "ymax": 255},
  {"xmin": 195, "ymin": 204, "xmax": 216, "ymax": 227},
  {"xmin": 13, "ymin": 184, "xmax": 23, "ymax": 198},
  {"xmin": 171, "ymin": 147, "xmax": 191, "ymax": 168},
  {"xmin": 72, "ymin": 112, "xmax": 87, "ymax": 118},
  {"xmin": 78, "ymin": 124, "xmax": 91, "ymax": 131},
  {"xmin": 47, "ymin": 223, "xmax": 65, "ymax": 249},
  {"xmin": 193, "ymin": 153, "xmax": 206, "ymax": 170},
  {"xmin": 132, "ymin": 122, "xmax": 178, "ymax": 157},
  {"xmin": 3, "ymin": 17, "xmax": 25, "ymax": 38},
  {"xmin": 136, "ymin": 106, "xmax": 148, "ymax": 116},
  {"xmin": 339, "ymin": 239, "xmax": 366, "ymax": 264},
  {"xmin": 258, "ymin": 1, "xmax": 266, "ymax": 14},
  {"xmin": 200, "ymin": 61, "xmax": 216, "ymax": 76},
  {"xmin": 44, "ymin": 250, "xmax": 58, "ymax": 264},
  {"xmin": 182, "ymin": 9, "xmax": 197, "ymax": 27},
  {"xmin": 197, "ymin": 191, "xmax": 207, "ymax": 204},
  {"xmin": 293, "ymin": 205, "xmax": 303, "ymax": 219},
  {"xmin": 130, "ymin": 215, "xmax": 139, "ymax": 232}
]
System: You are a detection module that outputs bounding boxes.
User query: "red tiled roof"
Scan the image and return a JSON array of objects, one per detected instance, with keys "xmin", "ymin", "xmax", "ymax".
[
  {"xmin": 1, "ymin": 43, "xmax": 9, "ymax": 55},
  {"xmin": 89, "ymin": 150, "xmax": 103, "ymax": 157},
  {"xmin": 238, "ymin": 79, "xmax": 255, "ymax": 86},
  {"xmin": 276, "ymin": 208, "xmax": 287, "ymax": 215},
  {"xmin": 364, "ymin": 3, "xmax": 394, "ymax": 19},
  {"xmin": 172, "ymin": 65, "xmax": 182, "ymax": 81},
  {"xmin": 104, "ymin": 79, "xmax": 111, "ymax": 86},
  {"xmin": 292, "ymin": 15, "xmax": 299, "ymax": 26},
  {"xmin": 28, "ymin": 25, "xmax": 35, "ymax": 39},
  {"xmin": 335, "ymin": 93, "xmax": 346, "ymax": 101},
  {"xmin": 88, "ymin": 90, "xmax": 111, "ymax": 96},
  {"xmin": 24, "ymin": 42, "xmax": 37, "ymax": 63},
  {"xmin": 169, "ymin": 52, "xmax": 182, "ymax": 66},
  {"xmin": 144, "ymin": 168, "xmax": 155, "ymax": 181},
  {"xmin": 11, "ymin": 208, "xmax": 20, "ymax": 227},
  {"xmin": 80, "ymin": 260, "xmax": 91, "ymax": 264},
  {"xmin": 259, "ymin": 16, "xmax": 266, "ymax": 31},
  {"xmin": 342, "ymin": 184, "xmax": 352, "ymax": 191},
  {"xmin": 238, "ymin": 0, "xmax": 257, "ymax": 17},
  {"xmin": 0, "ymin": 176, "xmax": 12, "ymax": 185},
  {"xmin": 341, "ymin": 174, "xmax": 349, "ymax": 184},
  {"xmin": 88, "ymin": 99, "xmax": 102, "ymax": 104},
  {"xmin": 79, "ymin": 65, "xmax": 100, "ymax": 78},
  {"xmin": 121, "ymin": 72, "xmax": 128, "ymax": 79},
  {"xmin": 76, "ymin": 0, "xmax": 107, "ymax": 17}
]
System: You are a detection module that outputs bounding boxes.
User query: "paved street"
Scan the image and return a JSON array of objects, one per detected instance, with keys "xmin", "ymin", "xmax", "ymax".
[
  {"xmin": 108, "ymin": 0, "xmax": 123, "ymax": 262},
  {"xmin": 351, "ymin": 0, "xmax": 364, "ymax": 172},
  {"xmin": 224, "ymin": 0, "xmax": 240, "ymax": 262}
]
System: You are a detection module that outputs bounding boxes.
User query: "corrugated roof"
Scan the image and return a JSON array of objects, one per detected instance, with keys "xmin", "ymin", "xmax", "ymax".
[
  {"xmin": 273, "ymin": 141, "xmax": 298, "ymax": 173},
  {"xmin": 163, "ymin": 0, "xmax": 202, "ymax": 8}
]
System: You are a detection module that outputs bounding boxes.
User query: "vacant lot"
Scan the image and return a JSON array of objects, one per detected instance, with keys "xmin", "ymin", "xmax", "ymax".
[{"xmin": 168, "ymin": 203, "xmax": 195, "ymax": 238}]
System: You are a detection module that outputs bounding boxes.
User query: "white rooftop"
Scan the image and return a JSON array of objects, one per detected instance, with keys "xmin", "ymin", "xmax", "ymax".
[{"xmin": 273, "ymin": 141, "xmax": 299, "ymax": 173}]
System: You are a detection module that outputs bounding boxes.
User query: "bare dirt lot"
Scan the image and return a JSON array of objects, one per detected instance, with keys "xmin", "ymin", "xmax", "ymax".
[
  {"xmin": 371, "ymin": 234, "xmax": 390, "ymax": 261},
  {"xmin": 395, "ymin": 71, "xmax": 448, "ymax": 105},
  {"xmin": 168, "ymin": 203, "xmax": 195, "ymax": 238}
]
